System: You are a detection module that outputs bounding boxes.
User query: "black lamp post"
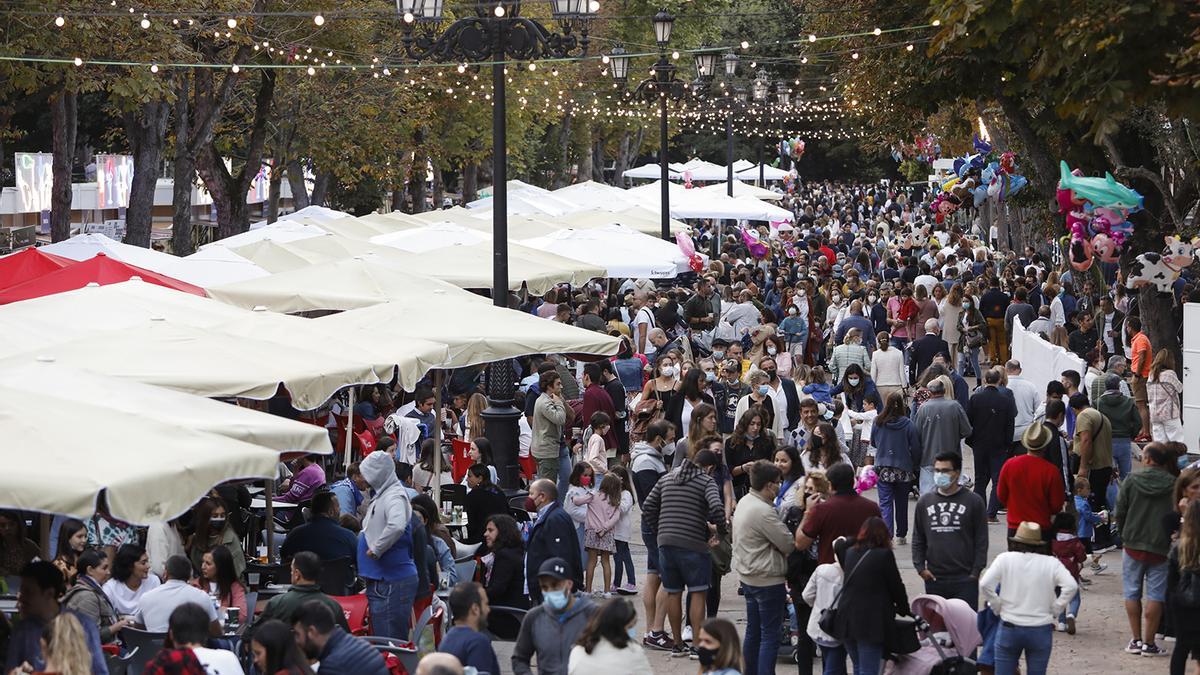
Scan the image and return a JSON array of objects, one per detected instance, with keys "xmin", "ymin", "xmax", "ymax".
[
  {"xmin": 397, "ymin": 0, "xmax": 594, "ymax": 490},
  {"xmin": 608, "ymin": 9, "xmax": 704, "ymax": 242}
]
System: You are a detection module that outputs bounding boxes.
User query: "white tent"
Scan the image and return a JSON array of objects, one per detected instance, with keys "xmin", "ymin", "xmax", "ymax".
[
  {"xmin": 467, "ymin": 190, "xmax": 578, "ymax": 217},
  {"xmin": 697, "ymin": 181, "xmax": 784, "ymax": 201},
  {"xmin": 203, "ymin": 220, "xmax": 328, "ymax": 250},
  {"xmin": 175, "ymin": 246, "xmax": 271, "ymax": 286},
  {"xmin": 520, "ymin": 224, "xmax": 693, "ymax": 278},
  {"xmin": 248, "ymin": 205, "xmax": 351, "ymax": 230},
  {"xmin": 370, "ymin": 222, "xmax": 492, "ymax": 253},
  {"xmin": 36, "ymin": 232, "xmax": 272, "ymax": 287},
  {"xmin": 0, "ymin": 373, "xmax": 293, "ymax": 523},
  {"xmin": 381, "ymin": 241, "xmax": 606, "ymax": 292},
  {"xmin": 676, "ymin": 160, "xmax": 732, "ymax": 182},
  {"xmin": 625, "ymin": 182, "xmax": 795, "ymax": 221},
  {"xmin": 622, "ymin": 162, "xmax": 680, "ymax": 180},
  {"xmin": 317, "ymin": 296, "xmax": 621, "ymax": 368},
  {"xmin": 731, "ymin": 159, "xmax": 756, "ymax": 172},
  {"xmin": 551, "ymin": 181, "xmax": 643, "ymax": 211},
  {"xmin": 735, "ymin": 164, "xmax": 792, "ymax": 182},
  {"xmin": 566, "ymin": 206, "xmax": 689, "ymax": 236}
]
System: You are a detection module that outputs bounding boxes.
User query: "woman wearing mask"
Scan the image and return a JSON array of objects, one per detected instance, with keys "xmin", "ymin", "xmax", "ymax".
[
  {"xmin": 866, "ymin": 289, "xmax": 889, "ymax": 337},
  {"xmin": 696, "ymin": 617, "xmax": 745, "ymax": 675},
  {"xmin": 568, "ymin": 598, "xmax": 654, "ymax": 674},
  {"xmin": 801, "ymin": 422, "xmax": 852, "ymax": 474},
  {"xmin": 773, "ymin": 446, "xmax": 806, "ymax": 517},
  {"xmin": 727, "ymin": 408, "xmax": 777, "ymax": 499},
  {"xmin": 960, "ymin": 293, "xmax": 987, "ymax": 387},
  {"xmin": 666, "ymin": 369, "xmax": 715, "ymax": 444},
  {"xmin": 870, "ymin": 332, "xmax": 906, "ymax": 404},
  {"xmin": 63, "ymin": 549, "xmax": 129, "ymax": 644},
  {"xmin": 866, "ymin": 392, "xmax": 921, "ymax": 541},
  {"xmin": 736, "ymin": 370, "xmax": 780, "ymax": 439},
  {"xmin": 641, "ymin": 352, "xmax": 682, "ymax": 417},
  {"xmin": 1168, "ymin": 500, "xmax": 1200, "ymax": 675},
  {"xmin": 765, "ymin": 334, "xmax": 793, "ymax": 381},
  {"xmin": 828, "ymin": 328, "xmax": 870, "ymax": 386},
  {"xmin": 832, "ymin": 364, "xmax": 883, "ymax": 468},
  {"xmin": 942, "ymin": 285, "xmax": 965, "ymax": 370},
  {"xmin": 52, "ymin": 519, "xmax": 87, "ymax": 586},
  {"xmin": 188, "ymin": 497, "xmax": 246, "ymax": 579},
  {"xmin": 102, "ymin": 544, "xmax": 161, "ymax": 616},
  {"xmin": 825, "ymin": 290, "xmax": 846, "ymax": 345},
  {"xmin": 779, "ymin": 300, "xmax": 810, "ymax": 366}
]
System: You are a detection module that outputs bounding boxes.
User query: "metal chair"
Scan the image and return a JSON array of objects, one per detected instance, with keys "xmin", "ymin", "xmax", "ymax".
[
  {"xmin": 330, "ymin": 593, "xmax": 370, "ymax": 635},
  {"xmin": 455, "ymin": 558, "xmax": 478, "ymax": 585},
  {"xmin": 486, "ymin": 605, "xmax": 528, "ymax": 641},
  {"xmin": 452, "ymin": 540, "xmax": 483, "ymax": 560},
  {"xmin": 362, "ymin": 637, "xmax": 419, "ymax": 674},
  {"xmin": 318, "ymin": 556, "xmax": 356, "ymax": 596},
  {"xmin": 120, "ymin": 628, "xmax": 166, "ymax": 675},
  {"xmin": 438, "ymin": 483, "xmax": 467, "ymax": 509}
]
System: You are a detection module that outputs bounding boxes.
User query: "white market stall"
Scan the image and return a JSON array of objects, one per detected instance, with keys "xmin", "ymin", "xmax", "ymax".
[{"xmin": 520, "ymin": 223, "xmax": 695, "ymax": 278}]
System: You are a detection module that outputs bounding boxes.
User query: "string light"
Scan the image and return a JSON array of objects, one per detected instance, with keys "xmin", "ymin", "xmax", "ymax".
[
  {"xmin": 231, "ymin": 63, "xmax": 240, "ymax": 73},
  {"xmin": 313, "ymin": 14, "xmax": 324, "ymax": 26},
  {"xmin": 226, "ymin": 18, "xmax": 237, "ymax": 29},
  {"xmin": 73, "ymin": 57, "xmax": 82, "ymax": 66},
  {"xmin": 873, "ymin": 27, "xmax": 882, "ymax": 35},
  {"xmin": 150, "ymin": 63, "xmax": 159, "ymax": 72},
  {"xmin": 54, "ymin": 16, "xmax": 65, "ymax": 27},
  {"xmin": 139, "ymin": 17, "xmax": 149, "ymax": 28}
]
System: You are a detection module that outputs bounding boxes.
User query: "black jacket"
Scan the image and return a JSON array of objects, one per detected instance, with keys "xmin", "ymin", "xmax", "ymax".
[
  {"xmin": 965, "ymin": 386, "xmax": 1016, "ymax": 451},
  {"xmin": 834, "ymin": 547, "xmax": 910, "ymax": 647},
  {"xmin": 664, "ymin": 393, "xmax": 715, "ymax": 438},
  {"xmin": 909, "ymin": 334, "xmax": 950, "ymax": 381},
  {"xmin": 485, "ymin": 546, "xmax": 529, "ymax": 609},
  {"xmin": 525, "ymin": 502, "xmax": 583, "ymax": 603},
  {"xmin": 980, "ymin": 288, "xmax": 1010, "ymax": 320},
  {"xmin": 465, "ymin": 485, "xmax": 510, "ymax": 544},
  {"xmin": 778, "ymin": 378, "xmax": 801, "ymax": 431}
]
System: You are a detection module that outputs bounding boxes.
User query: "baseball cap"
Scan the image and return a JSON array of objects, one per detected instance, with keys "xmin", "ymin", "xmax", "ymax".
[{"xmin": 537, "ymin": 557, "xmax": 570, "ymax": 580}]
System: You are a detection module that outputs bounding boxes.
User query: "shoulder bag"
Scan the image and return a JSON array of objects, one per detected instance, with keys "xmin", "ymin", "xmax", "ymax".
[{"xmin": 817, "ymin": 549, "xmax": 872, "ymax": 638}]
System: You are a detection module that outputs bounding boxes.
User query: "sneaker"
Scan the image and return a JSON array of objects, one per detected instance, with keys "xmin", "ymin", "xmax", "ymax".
[
  {"xmin": 997, "ymin": 508, "xmax": 1007, "ymax": 515},
  {"xmin": 1094, "ymin": 544, "xmax": 1118, "ymax": 555},
  {"xmin": 617, "ymin": 583, "xmax": 638, "ymax": 595},
  {"xmin": 688, "ymin": 646, "xmax": 701, "ymax": 660},
  {"xmin": 896, "ymin": 536, "xmax": 907, "ymax": 545},
  {"xmin": 1124, "ymin": 639, "xmax": 1144, "ymax": 654},
  {"xmin": 987, "ymin": 517, "xmax": 1000, "ymax": 524},
  {"xmin": 1090, "ymin": 561, "xmax": 1108, "ymax": 574},
  {"xmin": 671, "ymin": 642, "xmax": 690, "ymax": 658},
  {"xmin": 644, "ymin": 632, "xmax": 673, "ymax": 651},
  {"xmin": 682, "ymin": 625, "xmax": 693, "ymax": 643},
  {"xmin": 1141, "ymin": 643, "xmax": 1169, "ymax": 657},
  {"xmin": 1134, "ymin": 433, "xmax": 1152, "ymax": 443},
  {"xmin": 1055, "ymin": 622, "xmax": 1067, "ymax": 632},
  {"xmin": 1066, "ymin": 615, "xmax": 1076, "ymax": 635}
]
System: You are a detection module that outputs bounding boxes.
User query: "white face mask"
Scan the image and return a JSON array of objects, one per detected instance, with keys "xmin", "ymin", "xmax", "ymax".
[
  {"xmin": 662, "ymin": 365, "xmax": 678, "ymax": 378},
  {"xmin": 767, "ymin": 346, "xmax": 778, "ymax": 356}
]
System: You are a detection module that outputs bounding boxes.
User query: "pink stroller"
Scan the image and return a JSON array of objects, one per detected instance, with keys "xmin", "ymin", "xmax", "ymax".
[{"xmin": 886, "ymin": 594, "xmax": 981, "ymax": 675}]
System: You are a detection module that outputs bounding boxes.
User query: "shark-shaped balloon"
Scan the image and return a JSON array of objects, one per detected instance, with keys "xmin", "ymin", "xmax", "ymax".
[{"xmin": 1058, "ymin": 161, "xmax": 1144, "ymax": 212}]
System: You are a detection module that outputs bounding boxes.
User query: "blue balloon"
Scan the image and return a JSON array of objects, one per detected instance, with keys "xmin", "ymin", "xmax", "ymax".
[
  {"xmin": 973, "ymin": 185, "xmax": 988, "ymax": 207},
  {"xmin": 1008, "ymin": 174, "xmax": 1028, "ymax": 197}
]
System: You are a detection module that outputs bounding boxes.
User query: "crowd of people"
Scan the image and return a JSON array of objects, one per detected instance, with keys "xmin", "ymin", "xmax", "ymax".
[{"xmin": 0, "ymin": 179, "xmax": 1195, "ymax": 675}]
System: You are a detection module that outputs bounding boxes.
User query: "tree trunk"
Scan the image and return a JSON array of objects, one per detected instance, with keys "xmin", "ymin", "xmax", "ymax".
[
  {"xmin": 310, "ymin": 170, "xmax": 329, "ymax": 206},
  {"xmin": 409, "ymin": 164, "xmax": 427, "ymax": 214},
  {"xmin": 592, "ymin": 138, "xmax": 606, "ymax": 183},
  {"xmin": 50, "ymin": 91, "xmax": 78, "ymax": 242},
  {"xmin": 995, "ymin": 91, "xmax": 1058, "ymax": 206},
  {"xmin": 285, "ymin": 159, "xmax": 309, "ymax": 209},
  {"xmin": 555, "ymin": 111, "xmax": 573, "ymax": 188},
  {"xmin": 391, "ymin": 182, "xmax": 406, "ymax": 212},
  {"xmin": 266, "ymin": 163, "xmax": 282, "ymax": 223},
  {"xmin": 577, "ymin": 129, "xmax": 593, "ymax": 182},
  {"xmin": 171, "ymin": 74, "xmax": 196, "ymax": 254},
  {"xmin": 462, "ymin": 162, "xmax": 478, "ymax": 202},
  {"xmin": 123, "ymin": 99, "xmax": 169, "ymax": 247},
  {"xmin": 612, "ymin": 130, "xmax": 632, "ymax": 187},
  {"xmin": 431, "ymin": 168, "xmax": 444, "ymax": 208}
]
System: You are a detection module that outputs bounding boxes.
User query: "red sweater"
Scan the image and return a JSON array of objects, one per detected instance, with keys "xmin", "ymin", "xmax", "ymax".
[{"xmin": 996, "ymin": 454, "xmax": 1065, "ymax": 530}]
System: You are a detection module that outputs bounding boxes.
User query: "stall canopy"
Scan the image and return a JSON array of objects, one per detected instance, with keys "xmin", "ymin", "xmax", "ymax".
[
  {"xmin": 0, "ymin": 248, "xmax": 73, "ymax": 290},
  {"xmin": 207, "ymin": 255, "xmax": 478, "ymax": 313},
  {"xmin": 370, "ymin": 222, "xmax": 492, "ymax": 253},
  {"xmin": 230, "ymin": 239, "xmax": 329, "ymax": 273},
  {"xmin": 520, "ymin": 223, "xmax": 695, "ymax": 278},
  {"xmin": 38, "ymin": 232, "xmax": 269, "ymax": 287},
  {"xmin": 379, "ymin": 241, "xmax": 605, "ymax": 293},
  {"xmin": 625, "ymin": 182, "xmax": 795, "ymax": 222},
  {"xmin": 735, "ymin": 164, "xmax": 791, "ymax": 182},
  {"xmin": 175, "ymin": 246, "xmax": 271, "ymax": 287},
  {"xmin": 0, "ymin": 373, "xmax": 292, "ymax": 523},
  {"xmin": 623, "ymin": 163, "xmax": 680, "ymax": 180},
  {"xmin": 0, "ymin": 253, "xmax": 205, "ymax": 305},
  {"xmin": 550, "ymin": 181, "xmax": 643, "ymax": 211},
  {"xmin": 673, "ymin": 159, "xmax": 731, "ymax": 182},
  {"xmin": 566, "ymin": 205, "xmax": 689, "ymax": 236},
  {"xmin": 202, "ymin": 220, "xmax": 327, "ymax": 250},
  {"xmin": 317, "ymin": 293, "xmax": 621, "ymax": 367},
  {"xmin": 698, "ymin": 181, "xmax": 784, "ymax": 201},
  {"xmin": 467, "ymin": 190, "xmax": 577, "ymax": 217}
]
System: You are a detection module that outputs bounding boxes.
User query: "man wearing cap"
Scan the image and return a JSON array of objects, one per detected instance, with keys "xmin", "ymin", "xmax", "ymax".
[
  {"xmin": 524, "ymin": 480, "xmax": 583, "ymax": 605},
  {"xmin": 1096, "ymin": 373, "xmax": 1141, "ymax": 480},
  {"xmin": 979, "ymin": 522, "xmax": 1077, "ymax": 675},
  {"xmin": 912, "ymin": 379, "xmax": 972, "ymax": 494},
  {"xmin": 512, "ymin": 557, "xmax": 598, "ymax": 675},
  {"xmin": 996, "ymin": 423, "xmax": 1066, "ymax": 538}
]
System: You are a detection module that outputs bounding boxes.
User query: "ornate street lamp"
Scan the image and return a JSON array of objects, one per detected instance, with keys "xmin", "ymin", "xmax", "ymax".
[
  {"xmin": 652, "ymin": 9, "xmax": 675, "ymax": 47},
  {"xmin": 723, "ymin": 51, "xmax": 739, "ymax": 78},
  {"xmin": 397, "ymin": 0, "xmax": 595, "ymax": 490}
]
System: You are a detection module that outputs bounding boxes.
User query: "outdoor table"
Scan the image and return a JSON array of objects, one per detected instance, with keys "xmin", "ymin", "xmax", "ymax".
[{"xmin": 250, "ymin": 498, "xmax": 297, "ymax": 509}]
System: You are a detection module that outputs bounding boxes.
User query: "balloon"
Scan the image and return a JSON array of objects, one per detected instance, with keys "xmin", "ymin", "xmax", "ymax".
[
  {"xmin": 999, "ymin": 152, "xmax": 1016, "ymax": 175},
  {"xmin": 973, "ymin": 134, "xmax": 993, "ymax": 156},
  {"xmin": 675, "ymin": 231, "xmax": 696, "ymax": 257},
  {"xmin": 1092, "ymin": 233, "xmax": 1120, "ymax": 263},
  {"xmin": 688, "ymin": 253, "xmax": 705, "ymax": 274},
  {"xmin": 740, "ymin": 226, "xmax": 768, "ymax": 259},
  {"xmin": 1069, "ymin": 236, "xmax": 1094, "ymax": 271},
  {"xmin": 1058, "ymin": 160, "xmax": 1144, "ymax": 212},
  {"xmin": 1006, "ymin": 174, "xmax": 1027, "ymax": 197},
  {"xmin": 973, "ymin": 185, "xmax": 988, "ymax": 208}
]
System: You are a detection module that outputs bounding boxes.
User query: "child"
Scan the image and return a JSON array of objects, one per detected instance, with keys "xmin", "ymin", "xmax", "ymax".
[
  {"xmin": 1051, "ymin": 511, "xmax": 1086, "ymax": 634},
  {"xmin": 608, "ymin": 465, "xmax": 637, "ymax": 595},
  {"xmin": 802, "ymin": 536, "xmax": 851, "ymax": 673},
  {"xmin": 1072, "ymin": 477, "xmax": 1108, "ymax": 577},
  {"xmin": 574, "ymin": 473, "xmax": 622, "ymax": 595},
  {"xmin": 564, "ymin": 462, "xmax": 595, "ymax": 562},
  {"xmin": 584, "ymin": 411, "xmax": 611, "ymax": 480},
  {"xmin": 696, "ymin": 618, "xmax": 745, "ymax": 675},
  {"xmin": 802, "ymin": 366, "xmax": 833, "ymax": 405},
  {"xmin": 842, "ymin": 397, "xmax": 877, "ymax": 468}
]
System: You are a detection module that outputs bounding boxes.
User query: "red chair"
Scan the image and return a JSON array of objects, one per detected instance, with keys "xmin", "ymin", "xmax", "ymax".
[
  {"xmin": 450, "ymin": 439, "xmax": 473, "ymax": 482},
  {"xmin": 330, "ymin": 594, "xmax": 370, "ymax": 636},
  {"xmin": 519, "ymin": 454, "xmax": 536, "ymax": 481}
]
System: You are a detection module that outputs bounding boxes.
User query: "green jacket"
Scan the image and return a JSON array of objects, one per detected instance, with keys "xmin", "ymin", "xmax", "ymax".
[
  {"xmin": 1115, "ymin": 467, "xmax": 1176, "ymax": 557},
  {"xmin": 1096, "ymin": 391, "xmax": 1141, "ymax": 439},
  {"xmin": 251, "ymin": 584, "xmax": 350, "ymax": 634}
]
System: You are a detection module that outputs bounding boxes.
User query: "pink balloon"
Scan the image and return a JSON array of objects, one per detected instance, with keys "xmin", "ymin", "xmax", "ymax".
[{"xmin": 675, "ymin": 232, "xmax": 696, "ymax": 257}]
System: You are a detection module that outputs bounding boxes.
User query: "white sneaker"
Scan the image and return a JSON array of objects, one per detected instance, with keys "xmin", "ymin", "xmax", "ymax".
[
  {"xmin": 682, "ymin": 625, "xmax": 693, "ymax": 643},
  {"xmin": 1055, "ymin": 622, "xmax": 1067, "ymax": 632},
  {"xmin": 896, "ymin": 536, "xmax": 907, "ymax": 545}
]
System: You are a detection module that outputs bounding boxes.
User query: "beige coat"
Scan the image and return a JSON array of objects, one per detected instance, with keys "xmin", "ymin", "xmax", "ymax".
[{"xmin": 732, "ymin": 489, "xmax": 795, "ymax": 586}]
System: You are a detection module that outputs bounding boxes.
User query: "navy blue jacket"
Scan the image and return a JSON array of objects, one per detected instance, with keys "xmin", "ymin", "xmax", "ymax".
[
  {"xmin": 872, "ymin": 417, "xmax": 922, "ymax": 472},
  {"xmin": 317, "ymin": 628, "xmax": 389, "ymax": 675},
  {"xmin": 281, "ymin": 516, "xmax": 358, "ymax": 563},
  {"xmin": 832, "ymin": 380, "xmax": 883, "ymax": 412},
  {"xmin": 525, "ymin": 502, "xmax": 583, "ymax": 603}
]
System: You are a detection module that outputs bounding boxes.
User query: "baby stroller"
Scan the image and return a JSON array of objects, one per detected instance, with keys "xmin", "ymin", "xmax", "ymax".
[{"xmin": 887, "ymin": 595, "xmax": 980, "ymax": 675}]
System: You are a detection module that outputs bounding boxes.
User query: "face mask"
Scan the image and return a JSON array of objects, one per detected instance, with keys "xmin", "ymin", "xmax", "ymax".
[
  {"xmin": 543, "ymin": 589, "xmax": 569, "ymax": 611},
  {"xmin": 706, "ymin": 371, "xmax": 716, "ymax": 382},
  {"xmin": 766, "ymin": 346, "xmax": 778, "ymax": 356},
  {"xmin": 210, "ymin": 518, "xmax": 226, "ymax": 529},
  {"xmin": 757, "ymin": 385, "xmax": 770, "ymax": 396},
  {"xmin": 934, "ymin": 472, "xmax": 954, "ymax": 489},
  {"xmin": 832, "ymin": 295, "xmax": 842, "ymax": 303},
  {"xmin": 868, "ymin": 295, "xmax": 878, "ymax": 303},
  {"xmin": 847, "ymin": 377, "xmax": 860, "ymax": 387},
  {"xmin": 712, "ymin": 350, "xmax": 725, "ymax": 360},
  {"xmin": 823, "ymin": 409, "xmax": 834, "ymax": 421},
  {"xmin": 696, "ymin": 646, "xmax": 718, "ymax": 668},
  {"xmin": 662, "ymin": 365, "xmax": 678, "ymax": 378},
  {"xmin": 581, "ymin": 475, "xmax": 592, "ymax": 487},
  {"xmin": 963, "ymin": 302, "xmax": 972, "ymax": 308}
]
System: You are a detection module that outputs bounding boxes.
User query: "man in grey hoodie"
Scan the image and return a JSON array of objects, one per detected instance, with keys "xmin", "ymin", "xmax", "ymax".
[
  {"xmin": 358, "ymin": 450, "xmax": 418, "ymax": 639},
  {"xmin": 512, "ymin": 557, "xmax": 597, "ymax": 675}
]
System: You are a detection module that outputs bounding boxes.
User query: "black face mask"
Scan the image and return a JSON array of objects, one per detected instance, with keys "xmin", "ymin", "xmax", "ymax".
[
  {"xmin": 210, "ymin": 518, "xmax": 226, "ymax": 530},
  {"xmin": 763, "ymin": 369, "xmax": 777, "ymax": 380},
  {"xmin": 696, "ymin": 646, "xmax": 718, "ymax": 668}
]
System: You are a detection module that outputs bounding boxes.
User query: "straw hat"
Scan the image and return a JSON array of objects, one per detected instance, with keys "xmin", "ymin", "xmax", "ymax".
[
  {"xmin": 1020, "ymin": 422, "xmax": 1054, "ymax": 451},
  {"xmin": 1009, "ymin": 521, "xmax": 1044, "ymax": 546}
]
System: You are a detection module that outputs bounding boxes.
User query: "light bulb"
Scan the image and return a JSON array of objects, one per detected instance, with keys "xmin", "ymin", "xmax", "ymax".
[
  {"xmin": 601, "ymin": 55, "xmax": 610, "ymax": 64},
  {"xmin": 73, "ymin": 57, "xmax": 82, "ymax": 66},
  {"xmin": 314, "ymin": 14, "xmax": 324, "ymax": 26},
  {"xmin": 307, "ymin": 66, "xmax": 315, "ymax": 75},
  {"xmin": 906, "ymin": 44, "xmax": 914, "ymax": 51},
  {"xmin": 140, "ymin": 17, "xmax": 150, "ymax": 28},
  {"xmin": 226, "ymin": 18, "xmax": 237, "ymax": 28},
  {"xmin": 851, "ymin": 52, "xmax": 859, "ymax": 59},
  {"xmin": 150, "ymin": 64, "xmax": 159, "ymax": 73},
  {"xmin": 403, "ymin": 11, "xmax": 414, "ymax": 22},
  {"xmin": 528, "ymin": 62, "xmax": 536, "ymax": 71},
  {"xmin": 55, "ymin": 16, "xmax": 65, "ymax": 27},
  {"xmin": 231, "ymin": 64, "xmax": 240, "ymax": 73},
  {"xmin": 808, "ymin": 34, "xmax": 816, "ymax": 42},
  {"xmin": 932, "ymin": 19, "xmax": 941, "ymax": 26},
  {"xmin": 873, "ymin": 27, "xmax": 882, "ymax": 35},
  {"xmin": 741, "ymin": 41, "xmax": 749, "ymax": 49},
  {"xmin": 589, "ymin": 0, "xmax": 600, "ymax": 10},
  {"xmin": 494, "ymin": 5, "xmax": 505, "ymax": 17},
  {"xmin": 672, "ymin": 50, "xmax": 679, "ymax": 59}
]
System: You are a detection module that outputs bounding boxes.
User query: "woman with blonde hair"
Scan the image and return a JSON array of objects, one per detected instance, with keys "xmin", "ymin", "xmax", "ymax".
[
  {"xmin": 1148, "ymin": 349, "xmax": 1184, "ymax": 443},
  {"xmin": 35, "ymin": 613, "xmax": 93, "ymax": 675},
  {"xmin": 1168, "ymin": 500, "xmax": 1200, "ymax": 674},
  {"xmin": 942, "ymin": 284, "xmax": 964, "ymax": 369},
  {"xmin": 461, "ymin": 392, "xmax": 488, "ymax": 442}
]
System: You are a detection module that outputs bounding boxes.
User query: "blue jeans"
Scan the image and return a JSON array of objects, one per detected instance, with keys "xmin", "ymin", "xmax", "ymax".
[
  {"xmin": 994, "ymin": 622, "xmax": 1052, "ymax": 675},
  {"xmin": 1058, "ymin": 589, "xmax": 1081, "ymax": 622},
  {"xmin": 613, "ymin": 540, "xmax": 635, "ymax": 587},
  {"xmin": 876, "ymin": 480, "xmax": 911, "ymax": 538},
  {"xmin": 925, "ymin": 577, "xmax": 979, "ymax": 611},
  {"xmin": 365, "ymin": 575, "xmax": 419, "ymax": 640},
  {"xmin": 959, "ymin": 347, "xmax": 981, "ymax": 382},
  {"xmin": 820, "ymin": 643, "xmax": 848, "ymax": 675},
  {"xmin": 742, "ymin": 583, "xmax": 786, "ymax": 675},
  {"xmin": 1112, "ymin": 437, "xmax": 1132, "ymax": 479},
  {"xmin": 844, "ymin": 639, "xmax": 884, "ymax": 675}
]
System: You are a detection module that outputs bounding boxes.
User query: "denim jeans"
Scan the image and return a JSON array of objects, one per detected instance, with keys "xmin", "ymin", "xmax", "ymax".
[
  {"xmin": 1112, "ymin": 437, "xmax": 1132, "ymax": 479},
  {"xmin": 994, "ymin": 622, "xmax": 1052, "ymax": 675},
  {"xmin": 613, "ymin": 540, "xmax": 635, "ymax": 587},
  {"xmin": 890, "ymin": 337, "xmax": 910, "ymax": 368},
  {"xmin": 960, "ymin": 347, "xmax": 981, "ymax": 383},
  {"xmin": 844, "ymin": 639, "xmax": 884, "ymax": 675},
  {"xmin": 876, "ymin": 480, "xmax": 911, "ymax": 538},
  {"xmin": 365, "ymin": 575, "xmax": 419, "ymax": 640},
  {"xmin": 820, "ymin": 643, "xmax": 848, "ymax": 675},
  {"xmin": 742, "ymin": 583, "xmax": 786, "ymax": 675},
  {"xmin": 557, "ymin": 445, "xmax": 572, "ymax": 503},
  {"xmin": 1057, "ymin": 589, "xmax": 1081, "ymax": 622}
]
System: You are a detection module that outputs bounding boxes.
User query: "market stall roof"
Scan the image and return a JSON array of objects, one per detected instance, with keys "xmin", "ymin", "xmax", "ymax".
[
  {"xmin": 37, "ymin": 233, "xmax": 270, "ymax": 287},
  {"xmin": 202, "ymin": 220, "xmax": 328, "ymax": 250},
  {"xmin": 624, "ymin": 182, "xmax": 794, "ymax": 221},
  {"xmin": 467, "ymin": 190, "xmax": 577, "ymax": 217},
  {"xmin": 248, "ymin": 205, "xmax": 352, "ymax": 229},
  {"xmin": 175, "ymin": 246, "xmax": 271, "ymax": 287},
  {"xmin": 370, "ymin": 222, "xmax": 492, "ymax": 253},
  {"xmin": 697, "ymin": 181, "xmax": 784, "ymax": 201},
  {"xmin": 674, "ymin": 159, "xmax": 730, "ymax": 182},
  {"xmin": 230, "ymin": 239, "xmax": 329, "ymax": 273},
  {"xmin": 313, "ymin": 216, "xmax": 411, "ymax": 240},
  {"xmin": 381, "ymin": 241, "xmax": 605, "ymax": 292},
  {"xmin": 623, "ymin": 162, "xmax": 681, "ymax": 180},
  {"xmin": 0, "ymin": 371, "xmax": 290, "ymax": 523},
  {"xmin": 520, "ymin": 223, "xmax": 694, "ymax": 278},
  {"xmin": 0, "ymin": 247, "xmax": 73, "ymax": 290},
  {"xmin": 317, "ymin": 293, "xmax": 621, "ymax": 368},
  {"xmin": 550, "ymin": 181, "xmax": 643, "ymax": 211},
  {"xmin": 734, "ymin": 164, "xmax": 792, "ymax": 181},
  {"xmin": 0, "ymin": 279, "xmax": 449, "ymax": 395},
  {"xmin": 565, "ymin": 205, "xmax": 689, "ymax": 236},
  {"xmin": 206, "ymin": 255, "xmax": 478, "ymax": 313},
  {"xmin": 0, "ymin": 253, "xmax": 205, "ymax": 305}
]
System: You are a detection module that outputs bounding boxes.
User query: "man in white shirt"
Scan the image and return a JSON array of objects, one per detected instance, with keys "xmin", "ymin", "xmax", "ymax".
[
  {"xmin": 135, "ymin": 555, "xmax": 220, "ymax": 635},
  {"xmin": 167, "ymin": 602, "xmax": 244, "ymax": 674},
  {"xmin": 723, "ymin": 290, "xmax": 761, "ymax": 337},
  {"xmin": 1005, "ymin": 360, "xmax": 1043, "ymax": 447},
  {"xmin": 629, "ymin": 291, "xmax": 657, "ymax": 356}
]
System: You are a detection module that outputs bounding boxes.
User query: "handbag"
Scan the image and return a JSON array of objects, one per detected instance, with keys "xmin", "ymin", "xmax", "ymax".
[
  {"xmin": 965, "ymin": 326, "xmax": 986, "ymax": 349},
  {"xmin": 817, "ymin": 549, "xmax": 872, "ymax": 638}
]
